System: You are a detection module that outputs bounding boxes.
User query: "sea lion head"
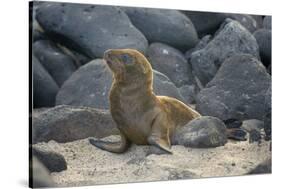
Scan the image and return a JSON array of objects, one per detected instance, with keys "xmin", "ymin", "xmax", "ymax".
[{"xmin": 103, "ymin": 49, "xmax": 152, "ymax": 84}]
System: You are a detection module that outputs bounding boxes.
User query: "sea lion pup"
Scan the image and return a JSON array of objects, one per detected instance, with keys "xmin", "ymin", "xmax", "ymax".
[{"xmin": 89, "ymin": 49, "xmax": 201, "ymax": 154}]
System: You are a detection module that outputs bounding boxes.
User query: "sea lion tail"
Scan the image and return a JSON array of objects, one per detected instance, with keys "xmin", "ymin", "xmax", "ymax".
[{"xmin": 89, "ymin": 132, "xmax": 130, "ymax": 153}]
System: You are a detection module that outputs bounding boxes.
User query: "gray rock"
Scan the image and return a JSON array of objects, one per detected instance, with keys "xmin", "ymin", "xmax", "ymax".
[
  {"xmin": 242, "ymin": 119, "xmax": 264, "ymax": 143},
  {"xmin": 147, "ymin": 43, "xmax": 196, "ymax": 87},
  {"xmin": 152, "ymin": 70, "xmax": 185, "ymax": 102},
  {"xmin": 190, "ymin": 19, "xmax": 260, "ymax": 85},
  {"xmin": 225, "ymin": 14, "xmax": 259, "ymax": 33},
  {"xmin": 178, "ymin": 85, "xmax": 197, "ymax": 104},
  {"xmin": 30, "ymin": 156, "xmax": 55, "ymax": 188},
  {"xmin": 56, "ymin": 59, "xmax": 112, "ymax": 109},
  {"xmin": 147, "ymin": 43, "xmax": 197, "ymax": 103},
  {"xmin": 36, "ymin": 3, "xmax": 148, "ymax": 58},
  {"xmin": 264, "ymin": 85, "xmax": 271, "ymax": 140},
  {"xmin": 182, "ymin": 11, "xmax": 226, "ymax": 38},
  {"xmin": 253, "ymin": 29, "xmax": 272, "ymax": 66},
  {"xmin": 32, "ymin": 105, "xmax": 119, "ymax": 143},
  {"xmin": 241, "ymin": 119, "xmax": 264, "ymax": 132},
  {"xmin": 56, "ymin": 59, "xmax": 184, "ymax": 109},
  {"xmin": 251, "ymin": 15, "xmax": 264, "ymax": 29},
  {"xmin": 248, "ymin": 157, "xmax": 271, "ymax": 174},
  {"xmin": 33, "ymin": 40, "xmax": 77, "ymax": 86},
  {"xmin": 173, "ymin": 116, "xmax": 227, "ymax": 148},
  {"xmin": 33, "ymin": 56, "xmax": 59, "ymax": 108},
  {"xmin": 196, "ymin": 54, "xmax": 271, "ymax": 121},
  {"xmin": 32, "ymin": 30, "xmax": 46, "ymax": 42},
  {"xmin": 263, "ymin": 16, "xmax": 272, "ymax": 30},
  {"xmin": 32, "ymin": 145, "xmax": 67, "ymax": 172},
  {"xmin": 185, "ymin": 35, "xmax": 212, "ymax": 60},
  {"xmin": 123, "ymin": 7, "xmax": 198, "ymax": 51}
]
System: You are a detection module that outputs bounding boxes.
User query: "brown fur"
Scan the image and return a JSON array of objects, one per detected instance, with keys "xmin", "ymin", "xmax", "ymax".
[{"xmin": 89, "ymin": 49, "xmax": 201, "ymax": 154}]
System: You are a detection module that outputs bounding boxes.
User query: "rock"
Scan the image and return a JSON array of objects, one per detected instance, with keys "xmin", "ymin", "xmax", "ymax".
[
  {"xmin": 182, "ymin": 11, "xmax": 226, "ymax": 38},
  {"xmin": 147, "ymin": 43, "xmax": 196, "ymax": 87},
  {"xmin": 147, "ymin": 43, "xmax": 197, "ymax": 103},
  {"xmin": 56, "ymin": 44, "xmax": 91, "ymax": 67},
  {"xmin": 225, "ymin": 14, "xmax": 259, "ymax": 33},
  {"xmin": 241, "ymin": 119, "xmax": 264, "ymax": 132},
  {"xmin": 30, "ymin": 156, "xmax": 55, "ymax": 188},
  {"xmin": 33, "ymin": 56, "xmax": 59, "ymax": 108},
  {"xmin": 196, "ymin": 54, "xmax": 271, "ymax": 121},
  {"xmin": 251, "ymin": 15, "xmax": 264, "ymax": 29},
  {"xmin": 253, "ymin": 29, "xmax": 272, "ymax": 66},
  {"xmin": 264, "ymin": 85, "xmax": 271, "ymax": 140},
  {"xmin": 178, "ymin": 85, "xmax": 197, "ymax": 104},
  {"xmin": 248, "ymin": 157, "xmax": 272, "ymax": 174},
  {"xmin": 56, "ymin": 59, "xmax": 112, "ymax": 109},
  {"xmin": 69, "ymin": 49, "xmax": 91, "ymax": 66},
  {"xmin": 33, "ymin": 40, "xmax": 77, "ymax": 86},
  {"xmin": 223, "ymin": 119, "xmax": 242, "ymax": 129},
  {"xmin": 34, "ymin": 137, "xmax": 271, "ymax": 186},
  {"xmin": 185, "ymin": 35, "xmax": 212, "ymax": 60},
  {"xmin": 32, "ymin": 30, "xmax": 46, "ymax": 42},
  {"xmin": 152, "ymin": 70, "xmax": 185, "ymax": 102},
  {"xmin": 32, "ymin": 145, "xmax": 67, "ymax": 172},
  {"xmin": 36, "ymin": 3, "xmax": 148, "ymax": 58},
  {"xmin": 241, "ymin": 119, "xmax": 264, "ymax": 143},
  {"xmin": 263, "ymin": 16, "xmax": 272, "ymax": 30},
  {"xmin": 56, "ymin": 59, "xmax": 184, "ymax": 109},
  {"xmin": 123, "ymin": 7, "xmax": 198, "ymax": 51},
  {"xmin": 173, "ymin": 116, "xmax": 227, "ymax": 148},
  {"xmin": 190, "ymin": 19, "xmax": 260, "ymax": 85},
  {"xmin": 248, "ymin": 130, "xmax": 262, "ymax": 143},
  {"xmin": 32, "ymin": 105, "xmax": 119, "ymax": 143}
]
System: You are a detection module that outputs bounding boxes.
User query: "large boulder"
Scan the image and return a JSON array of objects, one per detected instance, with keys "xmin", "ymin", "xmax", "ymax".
[
  {"xmin": 173, "ymin": 116, "xmax": 227, "ymax": 148},
  {"xmin": 33, "ymin": 40, "xmax": 77, "ymax": 86},
  {"xmin": 147, "ymin": 43, "xmax": 197, "ymax": 103},
  {"xmin": 190, "ymin": 19, "xmax": 260, "ymax": 85},
  {"xmin": 123, "ymin": 7, "xmax": 198, "ymax": 51},
  {"xmin": 32, "ymin": 145, "xmax": 67, "ymax": 172},
  {"xmin": 182, "ymin": 11, "xmax": 226, "ymax": 38},
  {"xmin": 253, "ymin": 29, "xmax": 272, "ymax": 66},
  {"xmin": 33, "ymin": 56, "xmax": 59, "ymax": 108},
  {"xmin": 32, "ymin": 105, "xmax": 119, "ymax": 143},
  {"xmin": 56, "ymin": 59, "xmax": 184, "ymax": 109},
  {"xmin": 196, "ymin": 54, "xmax": 271, "ymax": 121},
  {"xmin": 36, "ymin": 3, "xmax": 148, "ymax": 58}
]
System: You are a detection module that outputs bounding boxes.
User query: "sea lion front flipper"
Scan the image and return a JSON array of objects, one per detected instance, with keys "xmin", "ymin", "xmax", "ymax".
[
  {"xmin": 89, "ymin": 131, "xmax": 130, "ymax": 153},
  {"xmin": 148, "ymin": 115, "xmax": 172, "ymax": 154}
]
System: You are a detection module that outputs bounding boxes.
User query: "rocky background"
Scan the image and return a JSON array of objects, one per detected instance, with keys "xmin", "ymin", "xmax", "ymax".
[{"xmin": 30, "ymin": 1, "xmax": 272, "ymax": 188}]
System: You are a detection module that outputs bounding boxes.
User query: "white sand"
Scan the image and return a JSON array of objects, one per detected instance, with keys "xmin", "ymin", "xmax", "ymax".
[{"xmin": 33, "ymin": 136, "xmax": 271, "ymax": 187}]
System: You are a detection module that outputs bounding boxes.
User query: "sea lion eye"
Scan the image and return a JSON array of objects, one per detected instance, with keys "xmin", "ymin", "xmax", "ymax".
[{"xmin": 120, "ymin": 54, "xmax": 133, "ymax": 65}]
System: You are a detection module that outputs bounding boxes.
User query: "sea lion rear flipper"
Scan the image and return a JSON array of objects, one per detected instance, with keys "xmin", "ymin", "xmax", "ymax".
[
  {"xmin": 89, "ymin": 131, "xmax": 130, "ymax": 153},
  {"xmin": 148, "ymin": 115, "xmax": 172, "ymax": 154},
  {"xmin": 148, "ymin": 136, "xmax": 172, "ymax": 154}
]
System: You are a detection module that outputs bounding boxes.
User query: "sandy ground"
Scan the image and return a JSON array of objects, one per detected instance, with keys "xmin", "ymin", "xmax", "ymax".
[{"xmin": 33, "ymin": 136, "xmax": 271, "ymax": 187}]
